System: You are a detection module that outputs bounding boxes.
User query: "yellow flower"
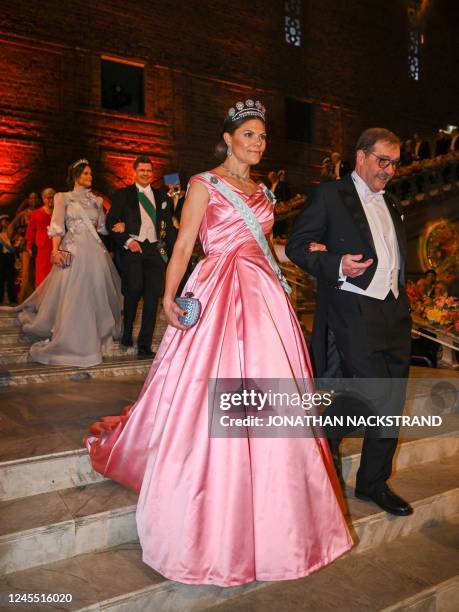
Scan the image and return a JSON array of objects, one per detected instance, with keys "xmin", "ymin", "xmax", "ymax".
[{"xmin": 425, "ymin": 308, "xmax": 442, "ymax": 323}]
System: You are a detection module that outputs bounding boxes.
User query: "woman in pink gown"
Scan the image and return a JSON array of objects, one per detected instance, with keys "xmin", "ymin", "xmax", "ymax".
[{"xmin": 85, "ymin": 100, "xmax": 353, "ymax": 586}]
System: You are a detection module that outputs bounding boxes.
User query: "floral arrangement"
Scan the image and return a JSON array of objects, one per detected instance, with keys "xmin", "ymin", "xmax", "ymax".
[
  {"xmin": 406, "ymin": 281, "xmax": 459, "ymax": 334},
  {"xmin": 424, "ymin": 295, "xmax": 458, "ymax": 333},
  {"xmin": 406, "ymin": 282, "xmax": 426, "ymax": 316}
]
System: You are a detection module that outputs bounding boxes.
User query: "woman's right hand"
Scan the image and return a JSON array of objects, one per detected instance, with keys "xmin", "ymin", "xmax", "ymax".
[
  {"xmin": 163, "ymin": 297, "xmax": 188, "ymax": 331},
  {"xmin": 51, "ymin": 251, "xmax": 66, "ymax": 267}
]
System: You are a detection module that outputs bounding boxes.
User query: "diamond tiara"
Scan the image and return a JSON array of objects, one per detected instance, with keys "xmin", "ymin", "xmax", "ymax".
[
  {"xmin": 227, "ymin": 99, "xmax": 266, "ymax": 123},
  {"xmin": 72, "ymin": 158, "xmax": 89, "ymax": 169}
]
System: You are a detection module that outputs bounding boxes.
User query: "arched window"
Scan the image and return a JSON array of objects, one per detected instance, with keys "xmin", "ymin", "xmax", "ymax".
[
  {"xmin": 407, "ymin": 0, "xmax": 422, "ymax": 81},
  {"xmin": 284, "ymin": 0, "xmax": 302, "ymax": 47}
]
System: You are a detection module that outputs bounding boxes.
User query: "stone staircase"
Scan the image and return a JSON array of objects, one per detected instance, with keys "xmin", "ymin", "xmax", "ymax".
[
  {"xmin": 0, "ymin": 308, "xmax": 168, "ymax": 386},
  {"xmin": 0, "ymin": 368, "xmax": 457, "ymax": 611}
]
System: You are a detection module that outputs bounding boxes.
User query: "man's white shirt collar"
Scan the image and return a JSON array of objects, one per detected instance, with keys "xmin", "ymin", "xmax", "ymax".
[
  {"xmin": 352, "ymin": 171, "xmax": 385, "ymax": 202},
  {"xmin": 136, "ymin": 183, "xmax": 153, "ymax": 194}
]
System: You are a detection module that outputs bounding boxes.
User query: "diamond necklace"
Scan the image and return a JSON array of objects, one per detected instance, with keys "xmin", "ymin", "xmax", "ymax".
[{"xmin": 221, "ymin": 164, "xmax": 251, "ymax": 183}]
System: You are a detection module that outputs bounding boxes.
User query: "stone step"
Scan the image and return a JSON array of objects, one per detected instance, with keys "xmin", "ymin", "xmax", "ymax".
[
  {"xmin": 0, "ymin": 340, "xmax": 159, "ymax": 364},
  {"xmin": 0, "ymin": 376, "xmax": 146, "ymax": 500},
  {"xmin": 347, "ymin": 454, "xmax": 458, "ymax": 553},
  {"xmin": 0, "ymin": 309, "xmax": 16, "ymax": 316},
  {"xmin": 204, "ymin": 516, "xmax": 459, "ymax": 612},
  {"xmin": 0, "ymin": 303, "xmax": 168, "ymax": 350},
  {"xmin": 0, "ymin": 330, "xmax": 29, "ymax": 346},
  {"xmin": 341, "ymin": 425, "xmax": 459, "ymax": 485},
  {"xmin": 0, "ymin": 365, "xmax": 457, "ymax": 502},
  {"xmin": 0, "ymin": 448, "xmax": 105, "ymax": 502},
  {"xmin": 0, "ymin": 321, "xmax": 163, "ymax": 348},
  {"xmin": 0, "ymin": 515, "xmax": 456, "ymax": 611},
  {"xmin": 0, "ymin": 314, "xmax": 19, "ymax": 330},
  {"xmin": 0, "ymin": 355, "xmax": 154, "ymax": 387},
  {"xmin": 1, "ymin": 423, "xmax": 457, "ymax": 503},
  {"xmin": 1, "ymin": 454, "xmax": 457, "ymax": 575},
  {"xmin": 0, "ymin": 319, "xmax": 168, "ymax": 353},
  {"xmin": 0, "ymin": 481, "xmax": 137, "ymax": 575},
  {"xmin": 0, "ymin": 343, "xmax": 139, "ymax": 364},
  {"xmin": 0, "ymin": 301, "xmax": 165, "ymax": 318}
]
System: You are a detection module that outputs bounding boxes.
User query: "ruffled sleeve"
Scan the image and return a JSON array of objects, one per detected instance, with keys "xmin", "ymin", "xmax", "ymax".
[
  {"xmin": 48, "ymin": 192, "xmax": 66, "ymax": 237},
  {"xmin": 95, "ymin": 197, "xmax": 108, "ymax": 235}
]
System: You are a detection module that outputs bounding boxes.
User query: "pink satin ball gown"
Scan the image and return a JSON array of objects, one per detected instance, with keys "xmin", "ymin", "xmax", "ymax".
[{"xmin": 85, "ymin": 173, "xmax": 353, "ymax": 586}]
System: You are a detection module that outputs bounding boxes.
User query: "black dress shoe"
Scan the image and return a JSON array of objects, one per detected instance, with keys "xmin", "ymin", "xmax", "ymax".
[
  {"xmin": 137, "ymin": 348, "xmax": 156, "ymax": 359},
  {"xmin": 355, "ymin": 485, "xmax": 413, "ymax": 516}
]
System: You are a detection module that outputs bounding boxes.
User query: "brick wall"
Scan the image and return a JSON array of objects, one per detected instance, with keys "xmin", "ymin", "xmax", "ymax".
[{"xmin": 0, "ymin": 0, "xmax": 457, "ymax": 209}]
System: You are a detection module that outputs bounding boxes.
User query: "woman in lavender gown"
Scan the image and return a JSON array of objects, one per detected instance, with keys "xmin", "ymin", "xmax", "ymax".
[{"xmin": 15, "ymin": 160, "xmax": 122, "ymax": 366}]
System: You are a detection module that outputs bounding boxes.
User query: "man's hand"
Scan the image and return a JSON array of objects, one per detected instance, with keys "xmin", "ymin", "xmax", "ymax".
[
  {"xmin": 341, "ymin": 253, "xmax": 373, "ymax": 278},
  {"xmin": 309, "ymin": 242, "xmax": 327, "ymax": 252},
  {"xmin": 128, "ymin": 240, "xmax": 142, "ymax": 253},
  {"xmin": 112, "ymin": 221, "xmax": 125, "ymax": 233}
]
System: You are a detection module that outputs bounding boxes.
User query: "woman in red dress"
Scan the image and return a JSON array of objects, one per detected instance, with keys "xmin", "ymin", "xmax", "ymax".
[{"xmin": 25, "ymin": 188, "xmax": 55, "ymax": 287}]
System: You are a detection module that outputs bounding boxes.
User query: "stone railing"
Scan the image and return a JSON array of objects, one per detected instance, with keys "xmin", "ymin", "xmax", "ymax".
[{"xmin": 388, "ymin": 153, "xmax": 459, "ymax": 206}]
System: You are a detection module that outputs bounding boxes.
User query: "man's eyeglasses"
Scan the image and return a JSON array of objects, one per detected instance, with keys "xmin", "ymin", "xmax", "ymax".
[{"xmin": 368, "ymin": 152, "xmax": 401, "ymax": 170}]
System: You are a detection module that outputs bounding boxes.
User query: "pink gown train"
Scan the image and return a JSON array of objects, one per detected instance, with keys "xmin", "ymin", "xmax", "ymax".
[{"xmin": 85, "ymin": 174, "xmax": 353, "ymax": 586}]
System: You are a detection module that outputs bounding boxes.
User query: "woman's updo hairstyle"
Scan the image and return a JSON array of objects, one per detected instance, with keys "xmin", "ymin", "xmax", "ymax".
[
  {"xmin": 214, "ymin": 99, "xmax": 266, "ymax": 163},
  {"xmin": 67, "ymin": 158, "xmax": 90, "ymax": 189}
]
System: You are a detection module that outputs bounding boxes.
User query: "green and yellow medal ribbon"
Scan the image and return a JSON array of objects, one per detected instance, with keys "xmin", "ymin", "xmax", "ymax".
[{"xmin": 137, "ymin": 189, "xmax": 168, "ymax": 263}]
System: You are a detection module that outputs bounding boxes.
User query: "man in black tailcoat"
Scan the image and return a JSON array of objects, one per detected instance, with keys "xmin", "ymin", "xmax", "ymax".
[
  {"xmin": 107, "ymin": 156, "xmax": 176, "ymax": 357},
  {"xmin": 286, "ymin": 128, "xmax": 413, "ymax": 516}
]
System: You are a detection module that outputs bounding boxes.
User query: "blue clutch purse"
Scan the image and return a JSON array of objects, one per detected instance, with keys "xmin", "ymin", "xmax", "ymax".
[{"xmin": 175, "ymin": 292, "xmax": 202, "ymax": 328}]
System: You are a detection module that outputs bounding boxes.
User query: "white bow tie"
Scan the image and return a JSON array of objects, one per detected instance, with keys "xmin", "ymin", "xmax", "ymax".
[{"xmin": 365, "ymin": 189, "xmax": 385, "ymax": 202}]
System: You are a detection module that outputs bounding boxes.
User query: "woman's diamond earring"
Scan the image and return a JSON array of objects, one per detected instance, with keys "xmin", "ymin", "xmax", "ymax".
[{"xmin": 227, "ymin": 146, "xmax": 232, "ymax": 157}]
